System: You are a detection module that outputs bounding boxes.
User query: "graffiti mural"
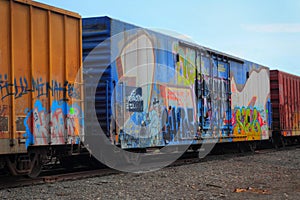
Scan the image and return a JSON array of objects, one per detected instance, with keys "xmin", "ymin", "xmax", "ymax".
[
  {"xmin": 118, "ymin": 91, "xmax": 196, "ymax": 148},
  {"xmin": 196, "ymin": 56, "xmax": 231, "ymax": 139},
  {"xmin": 119, "ymin": 97, "xmax": 165, "ymax": 148},
  {"xmin": 199, "ymin": 77, "xmax": 230, "ymax": 136},
  {"xmin": 24, "ymin": 100, "xmax": 83, "ymax": 148},
  {"xmin": 231, "ymin": 66, "xmax": 270, "ymax": 141},
  {"xmin": 111, "ymin": 31, "xmax": 198, "ymax": 148},
  {"xmin": 107, "ymin": 29, "xmax": 271, "ymax": 148},
  {"xmin": 232, "ymin": 107, "xmax": 265, "ymax": 140}
]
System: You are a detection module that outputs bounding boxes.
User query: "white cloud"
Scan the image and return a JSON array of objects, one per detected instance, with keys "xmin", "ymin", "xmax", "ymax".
[{"xmin": 241, "ymin": 23, "xmax": 300, "ymax": 33}]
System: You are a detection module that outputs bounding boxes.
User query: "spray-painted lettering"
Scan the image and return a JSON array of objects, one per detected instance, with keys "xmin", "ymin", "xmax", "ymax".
[{"xmin": 0, "ymin": 74, "xmax": 80, "ymax": 101}]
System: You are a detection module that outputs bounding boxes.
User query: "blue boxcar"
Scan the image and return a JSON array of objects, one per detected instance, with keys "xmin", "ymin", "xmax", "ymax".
[{"xmin": 82, "ymin": 16, "xmax": 272, "ymax": 149}]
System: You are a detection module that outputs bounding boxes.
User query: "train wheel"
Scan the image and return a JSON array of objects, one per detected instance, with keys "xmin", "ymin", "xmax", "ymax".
[
  {"xmin": 28, "ymin": 152, "xmax": 43, "ymax": 178},
  {"xmin": 5, "ymin": 155, "xmax": 19, "ymax": 176},
  {"xmin": 5, "ymin": 152, "xmax": 43, "ymax": 177}
]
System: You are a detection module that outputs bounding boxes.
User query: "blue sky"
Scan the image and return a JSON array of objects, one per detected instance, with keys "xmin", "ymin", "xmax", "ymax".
[{"xmin": 37, "ymin": 0, "xmax": 300, "ymax": 75}]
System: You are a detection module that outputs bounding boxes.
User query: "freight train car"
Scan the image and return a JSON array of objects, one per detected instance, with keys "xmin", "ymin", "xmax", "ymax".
[
  {"xmin": 82, "ymin": 17, "xmax": 272, "ymax": 151},
  {"xmin": 0, "ymin": 1, "xmax": 276, "ymax": 176},
  {"xmin": 0, "ymin": 0, "xmax": 83, "ymax": 176},
  {"xmin": 270, "ymin": 70, "xmax": 300, "ymax": 146}
]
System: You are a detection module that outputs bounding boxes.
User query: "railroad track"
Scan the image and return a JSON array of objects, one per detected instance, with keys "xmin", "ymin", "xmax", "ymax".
[
  {"xmin": 0, "ymin": 168, "xmax": 119, "ymax": 190},
  {"xmin": 1, "ymin": 144, "xmax": 299, "ymax": 190}
]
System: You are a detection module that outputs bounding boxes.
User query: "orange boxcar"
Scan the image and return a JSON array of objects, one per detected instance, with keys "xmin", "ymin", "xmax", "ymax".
[{"xmin": 0, "ymin": 0, "xmax": 83, "ymax": 156}]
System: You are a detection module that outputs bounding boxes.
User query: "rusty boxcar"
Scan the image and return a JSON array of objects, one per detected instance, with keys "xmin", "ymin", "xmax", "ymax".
[
  {"xmin": 270, "ymin": 70, "xmax": 300, "ymax": 146},
  {"xmin": 0, "ymin": 0, "xmax": 83, "ymax": 176}
]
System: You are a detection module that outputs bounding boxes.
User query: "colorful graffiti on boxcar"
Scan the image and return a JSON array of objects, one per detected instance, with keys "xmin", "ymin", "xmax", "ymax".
[
  {"xmin": 115, "ymin": 87, "xmax": 197, "ymax": 148},
  {"xmin": 230, "ymin": 64, "xmax": 270, "ymax": 141},
  {"xmin": 174, "ymin": 43, "xmax": 196, "ymax": 86},
  {"xmin": 24, "ymin": 100, "xmax": 82, "ymax": 147},
  {"xmin": 232, "ymin": 107, "xmax": 265, "ymax": 140},
  {"xmin": 197, "ymin": 56, "xmax": 232, "ymax": 139},
  {"xmin": 111, "ymin": 30, "xmax": 197, "ymax": 148},
  {"xmin": 108, "ymin": 28, "xmax": 271, "ymax": 148},
  {"xmin": 0, "ymin": 73, "xmax": 83, "ymax": 148}
]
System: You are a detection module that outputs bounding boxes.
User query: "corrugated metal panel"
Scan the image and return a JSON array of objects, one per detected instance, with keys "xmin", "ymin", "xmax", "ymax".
[
  {"xmin": 271, "ymin": 70, "xmax": 300, "ymax": 136},
  {"xmin": 82, "ymin": 17, "xmax": 112, "ymax": 136},
  {"xmin": 270, "ymin": 70, "xmax": 280, "ymax": 131},
  {"xmin": 0, "ymin": 0, "xmax": 82, "ymax": 154}
]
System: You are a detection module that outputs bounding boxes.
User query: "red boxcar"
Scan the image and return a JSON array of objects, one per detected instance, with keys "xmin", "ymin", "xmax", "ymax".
[{"xmin": 270, "ymin": 70, "xmax": 300, "ymax": 138}]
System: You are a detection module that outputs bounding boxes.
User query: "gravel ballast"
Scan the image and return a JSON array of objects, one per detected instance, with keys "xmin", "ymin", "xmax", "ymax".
[{"xmin": 1, "ymin": 148, "xmax": 299, "ymax": 200}]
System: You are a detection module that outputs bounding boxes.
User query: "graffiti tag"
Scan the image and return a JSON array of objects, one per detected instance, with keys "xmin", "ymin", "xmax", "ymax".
[
  {"xmin": 0, "ymin": 74, "xmax": 80, "ymax": 101},
  {"xmin": 232, "ymin": 107, "xmax": 264, "ymax": 137}
]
